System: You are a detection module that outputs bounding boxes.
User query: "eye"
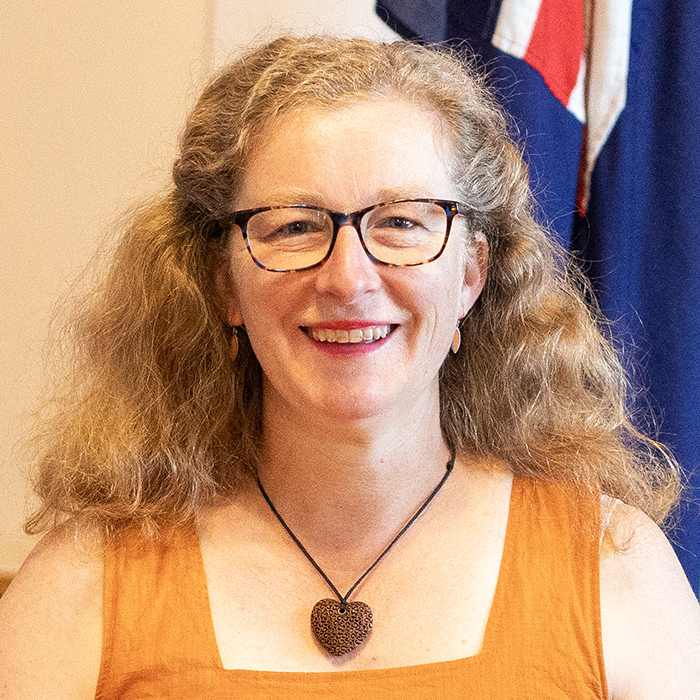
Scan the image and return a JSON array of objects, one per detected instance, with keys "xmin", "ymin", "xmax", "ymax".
[
  {"xmin": 366, "ymin": 202, "xmax": 443, "ymax": 233},
  {"xmin": 374, "ymin": 215, "xmax": 421, "ymax": 230},
  {"xmin": 366, "ymin": 211, "xmax": 435, "ymax": 249},
  {"xmin": 249, "ymin": 208, "xmax": 330, "ymax": 243},
  {"xmin": 271, "ymin": 219, "xmax": 325, "ymax": 238}
]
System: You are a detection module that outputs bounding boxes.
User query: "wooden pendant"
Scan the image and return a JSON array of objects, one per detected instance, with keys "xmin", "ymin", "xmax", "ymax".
[{"xmin": 310, "ymin": 598, "xmax": 373, "ymax": 656}]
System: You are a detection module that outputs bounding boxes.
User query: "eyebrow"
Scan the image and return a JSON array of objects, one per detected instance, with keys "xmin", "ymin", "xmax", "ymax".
[
  {"xmin": 257, "ymin": 189, "xmax": 326, "ymax": 207},
  {"xmin": 250, "ymin": 185, "xmax": 448, "ymax": 210},
  {"xmin": 374, "ymin": 186, "xmax": 444, "ymax": 202}
]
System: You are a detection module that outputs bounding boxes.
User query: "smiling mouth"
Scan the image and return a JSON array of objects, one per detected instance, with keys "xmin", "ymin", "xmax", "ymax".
[{"xmin": 305, "ymin": 324, "xmax": 393, "ymax": 344}]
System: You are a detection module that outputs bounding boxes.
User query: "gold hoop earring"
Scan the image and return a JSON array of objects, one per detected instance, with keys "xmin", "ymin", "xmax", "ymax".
[
  {"xmin": 451, "ymin": 326, "xmax": 461, "ymax": 354},
  {"xmin": 230, "ymin": 327, "xmax": 239, "ymax": 361}
]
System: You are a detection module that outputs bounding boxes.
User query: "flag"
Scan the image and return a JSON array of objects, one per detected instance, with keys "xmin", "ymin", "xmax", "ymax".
[{"xmin": 377, "ymin": 0, "xmax": 700, "ymax": 595}]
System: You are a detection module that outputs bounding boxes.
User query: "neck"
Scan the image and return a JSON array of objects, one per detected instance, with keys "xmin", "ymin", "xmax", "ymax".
[{"xmin": 255, "ymin": 387, "xmax": 452, "ymax": 561}]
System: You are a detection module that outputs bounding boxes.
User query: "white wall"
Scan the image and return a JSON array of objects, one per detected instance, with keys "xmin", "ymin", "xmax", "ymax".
[
  {"xmin": 0, "ymin": 0, "xmax": 212, "ymax": 573},
  {"xmin": 0, "ymin": 1, "xmax": 397, "ymax": 575},
  {"xmin": 213, "ymin": 0, "xmax": 397, "ymax": 66}
]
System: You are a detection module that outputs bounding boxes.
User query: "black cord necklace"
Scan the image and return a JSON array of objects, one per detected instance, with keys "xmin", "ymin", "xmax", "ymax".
[{"xmin": 256, "ymin": 454, "xmax": 455, "ymax": 656}]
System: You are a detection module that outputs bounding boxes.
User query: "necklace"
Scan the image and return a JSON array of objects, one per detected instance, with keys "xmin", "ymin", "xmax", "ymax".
[{"xmin": 256, "ymin": 454, "xmax": 455, "ymax": 656}]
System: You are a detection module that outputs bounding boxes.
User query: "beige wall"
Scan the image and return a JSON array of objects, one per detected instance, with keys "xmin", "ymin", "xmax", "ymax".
[
  {"xmin": 213, "ymin": 0, "xmax": 397, "ymax": 66},
  {"xmin": 0, "ymin": 0, "xmax": 213, "ymax": 573},
  {"xmin": 0, "ymin": 0, "xmax": 396, "ymax": 575}
]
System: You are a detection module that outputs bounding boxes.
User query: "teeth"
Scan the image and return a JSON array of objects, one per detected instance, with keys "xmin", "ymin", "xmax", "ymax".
[{"xmin": 309, "ymin": 325, "xmax": 391, "ymax": 344}]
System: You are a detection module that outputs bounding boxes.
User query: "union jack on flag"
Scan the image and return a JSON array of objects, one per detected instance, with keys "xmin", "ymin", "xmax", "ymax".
[{"xmin": 492, "ymin": 0, "xmax": 632, "ymax": 212}]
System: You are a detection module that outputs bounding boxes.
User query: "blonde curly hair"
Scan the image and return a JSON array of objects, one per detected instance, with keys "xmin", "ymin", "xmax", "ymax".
[{"xmin": 26, "ymin": 36, "xmax": 680, "ymax": 537}]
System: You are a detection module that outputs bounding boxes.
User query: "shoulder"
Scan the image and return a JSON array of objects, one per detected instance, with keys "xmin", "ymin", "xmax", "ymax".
[
  {"xmin": 0, "ymin": 522, "xmax": 103, "ymax": 699},
  {"xmin": 600, "ymin": 502, "xmax": 700, "ymax": 699}
]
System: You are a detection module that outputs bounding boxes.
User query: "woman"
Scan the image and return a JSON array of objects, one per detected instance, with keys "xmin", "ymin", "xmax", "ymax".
[{"xmin": 1, "ymin": 36, "xmax": 698, "ymax": 698}]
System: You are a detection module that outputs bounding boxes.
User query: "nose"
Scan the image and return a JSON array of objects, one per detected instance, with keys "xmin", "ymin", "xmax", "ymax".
[{"xmin": 314, "ymin": 223, "xmax": 381, "ymax": 300}]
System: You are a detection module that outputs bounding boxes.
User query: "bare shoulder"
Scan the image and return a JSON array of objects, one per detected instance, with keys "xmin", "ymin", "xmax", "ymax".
[
  {"xmin": 0, "ymin": 522, "xmax": 103, "ymax": 699},
  {"xmin": 600, "ymin": 501, "xmax": 700, "ymax": 699}
]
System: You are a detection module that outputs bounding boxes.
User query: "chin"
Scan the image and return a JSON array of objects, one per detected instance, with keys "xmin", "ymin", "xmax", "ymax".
[{"xmin": 310, "ymin": 387, "xmax": 413, "ymax": 424}]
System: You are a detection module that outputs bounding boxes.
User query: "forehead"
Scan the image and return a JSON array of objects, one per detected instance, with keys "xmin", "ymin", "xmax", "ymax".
[{"xmin": 236, "ymin": 98, "xmax": 458, "ymax": 210}]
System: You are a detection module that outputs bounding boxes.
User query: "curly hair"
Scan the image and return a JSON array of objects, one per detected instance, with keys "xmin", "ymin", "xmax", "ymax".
[{"xmin": 26, "ymin": 36, "xmax": 680, "ymax": 537}]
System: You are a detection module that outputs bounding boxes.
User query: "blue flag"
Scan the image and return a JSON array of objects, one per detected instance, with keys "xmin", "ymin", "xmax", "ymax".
[{"xmin": 377, "ymin": 0, "xmax": 700, "ymax": 594}]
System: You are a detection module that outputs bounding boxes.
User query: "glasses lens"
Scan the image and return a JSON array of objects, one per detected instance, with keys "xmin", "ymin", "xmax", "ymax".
[
  {"xmin": 362, "ymin": 201, "xmax": 449, "ymax": 265},
  {"xmin": 246, "ymin": 208, "xmax": 333, "ymax": 271}
]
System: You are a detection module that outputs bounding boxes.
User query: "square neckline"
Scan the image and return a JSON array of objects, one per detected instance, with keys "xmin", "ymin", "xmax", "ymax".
[{"xmin": 191, "ymin": 474, "xmax": 521, "ymax": 678}]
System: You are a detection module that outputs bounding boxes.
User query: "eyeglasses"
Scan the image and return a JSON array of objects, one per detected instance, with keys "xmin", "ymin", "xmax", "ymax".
[{"xmin": 227, "ymin": 198, "xmax": 470, "ymax": 272}]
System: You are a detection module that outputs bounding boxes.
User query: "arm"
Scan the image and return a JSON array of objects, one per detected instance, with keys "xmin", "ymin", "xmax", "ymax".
[
  {"xmin": 600, "ymin": 503, "xmax": 700, "ymax": 699},
  {"xmin": 0, "ymin": 524, "xmax": 103, "ymax": 699}
]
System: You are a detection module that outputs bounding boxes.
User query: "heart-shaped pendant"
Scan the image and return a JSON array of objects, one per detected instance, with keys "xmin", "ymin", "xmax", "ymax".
[{"xmin": 310, "ymin": 598, "xmax": 373, "ymax": 656}]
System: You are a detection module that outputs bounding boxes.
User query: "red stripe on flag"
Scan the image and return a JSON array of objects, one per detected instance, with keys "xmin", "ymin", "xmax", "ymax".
[{"xmin": 523, "ymin": 0, "xmax": 584, "ymax": 107}]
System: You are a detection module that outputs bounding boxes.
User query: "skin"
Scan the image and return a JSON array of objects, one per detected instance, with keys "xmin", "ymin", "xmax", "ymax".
[
  {"xmin": 1, "ymin": 98, "xmax": 699, "ymax": 698},
  {"xmin": 223, "ymin": 101, "xmax": 483, "ymax": 430}
]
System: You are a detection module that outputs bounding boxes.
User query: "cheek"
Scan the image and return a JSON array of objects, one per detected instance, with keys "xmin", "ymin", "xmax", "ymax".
[
  {"xmin": 402, "ymin": 274, "xmax": 463, "ymax": 344},
  {"xmin": 224, "ymin": 244, "xmax": 268, "ymax": 327},
  {"xmin": 234, "ymin": 274, "xmax": 295, "ymax": 346}
]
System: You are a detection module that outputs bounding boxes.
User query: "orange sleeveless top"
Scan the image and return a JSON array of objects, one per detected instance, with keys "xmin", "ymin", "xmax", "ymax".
[{"xmin": 96, "ymin": 477, "xmax": 608, "ymax": 699}]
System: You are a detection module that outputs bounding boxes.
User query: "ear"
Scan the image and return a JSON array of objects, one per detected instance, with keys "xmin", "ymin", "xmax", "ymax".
[
  {"xmin": 459, "ymin": 231, "xmax": 488, "ymax": 319},
  {"xmin": 213, "ymin": 254, "xmax": 245, "ymax": 327}
]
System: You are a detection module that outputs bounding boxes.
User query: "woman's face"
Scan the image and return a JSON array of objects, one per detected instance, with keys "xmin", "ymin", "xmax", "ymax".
[{"xmin": 220, "ymin": 98, "xmax": 486, "ymax": 425}]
